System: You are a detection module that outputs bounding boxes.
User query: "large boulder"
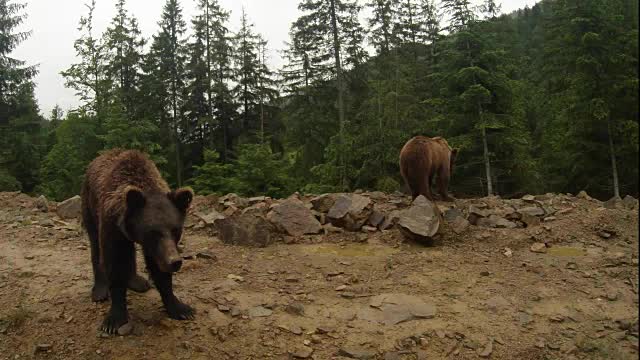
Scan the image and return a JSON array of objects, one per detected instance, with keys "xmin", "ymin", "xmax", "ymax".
[
  {"xmin": 327, "ymin": 194, "xmax": 373, "ymax": 231},
  {"xmin": 217, "ymin": 213, "xmax": 273, "ymax": 247},
  {"xmin": 57, "ymin": 195, "xmax": 82, "ymax": 219},
  {"xmin": 397, "ymin": 196, "xmax": 441, "ymax": 243},
  {"xmin": 193, "ymin": 209, "xmax": 225, "ymax": 227},
  {"xmin": 310, "ymin": 194, "xmax": 339, "ymax": 213},
  {"xmin": 467, "ymin": 205, "xmax": 493, "ymax": 225},
  {"xmin": 603, "ymin": 196, "xmax": 624, "ymax": 210},
  {"xmin": 622, "ymin": 195, "xmax": 638, "ymax": 210},
  {"xmin": 267, "ymin": 198, "xmax": 322, "ymax": 236}
]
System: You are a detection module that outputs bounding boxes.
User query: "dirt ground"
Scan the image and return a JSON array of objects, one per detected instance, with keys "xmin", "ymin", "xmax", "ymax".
[{"xmin": 0, "ymin": 191, "xmax": 638, "ymax": 360}]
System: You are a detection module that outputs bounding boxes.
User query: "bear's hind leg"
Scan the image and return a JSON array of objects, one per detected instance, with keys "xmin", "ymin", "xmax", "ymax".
[
  {"xmin": 101, "ymin": 237, "xmax": 133, "ymax": 334},
  {"xmin": 437, "ymin": 168, "xmax": 454, "ymax": 202},
  {"xmin": 145, "ymin": 256, "xmax": 194, "ymax": 320}
]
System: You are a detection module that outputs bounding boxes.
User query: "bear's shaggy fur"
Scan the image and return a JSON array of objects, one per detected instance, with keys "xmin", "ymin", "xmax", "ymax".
[
  {"xmin": 81, "ymin": 149, "xmax": 195, "ymax": 333},
  {"xmin": 399, "ymin": 136, "xmax": 458, "ymax": 201}
]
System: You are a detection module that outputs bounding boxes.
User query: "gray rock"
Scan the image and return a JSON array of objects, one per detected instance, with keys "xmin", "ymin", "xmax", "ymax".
[
  {"xmin": 397, "ymin": 196, "xmax": 441, "ymax": 242},
  {"xmin": 267, "ymin": 198, "xmax": 322, "ymax": 236},
  {"xmin": 522, "ymin": 195, "xmax": 535, "ymax": 202},
  {"xmin": 517, "ymin": 206, "xmax": 545, "ymax": 217},
  {"xmin": 603, "ymin": 196, "xmax": 624, "ymax": 210},
  {"xmin": 623, "ymin": 195, "xmax": 638, "ymax": 210},
  {"xmin": 327, "ymin": 194, "xmax": 373, "ymax": 231},
  {"xmin": 380, "ymin": 210, "xmax": 400, "ymax": 230},
  {"xmin": 248, "ymin": 196, "xmax": 267, "ymax": 205},
  {"xmin": 57, "ymin": 195, "xmax": 81, "ymax": 219},
  {"xmin": 35, "ymin": 195, "xmax": 49, "ymax": 212},
  {"xmin": 521, "ymin": 213, "xmax": 540, "ymax": 227},
  {"xmin": 368, "ymin": 191, "xmax": 387, "ymax": 201},
  {"xmin": 443, "ymin": 208, "xmax": 464, "ymax": 222},
  {"xmin": 530, "ymin": 242, "xmax": 547, "ymax": 253},
  {"xmin": 248, "ymin": 306, "xmax": 273, "ymax": 318},
  {"xmin": 310, "ymin": 194, "xmax": 339, "ymax": 213},
  {"xmin": 290, "ymin": 345, "xmax": 314, "ymax": 358},
  {"xmin": 219, "ymin": 193, "xmax": 249, "ymax": 208},
  {"xmin": 468, "ymin": 205, "xmax": 492, "ymax": 225},
  {"xmin": 338, "ymin": 345, "xmax": 377, "ymax": 359},
  {"xmin": 478, "ymin": 338, "xmax": 493, "ymax": 358},
  {"xmin": 117, "ymin": 322, "xmax": 133, "ymax": 336},
  {"xmin": 193, "ymin": 210, "xmax": 225, "ymax": 226},
  {"xmin": 34, "ymin": 344, "xmax": 52, "ymax": 353},
  {"xmin": 450, "ymin": 216, "xmax": 470, "ymax": 234},
  {"xmin": 217, "ymin": 214, "xmax": 273, "ymax": 247},
  {"xmin": 485, "ymin": 295, "xmax": 510, "ymax": 312},
  {"xmin": 577, "ymin": 190, "xmax": 592, "ymax": 200},
  {"xmin": 477, "ymin": 214, "xmax": 517, "ymax": 229},
  {"xmin": 358, "ymin": 293, "xmax": 436, "ymax": 325},
  {"xmin": 368, "ymin": 210, "xmax": 385, "ymax": 228}
]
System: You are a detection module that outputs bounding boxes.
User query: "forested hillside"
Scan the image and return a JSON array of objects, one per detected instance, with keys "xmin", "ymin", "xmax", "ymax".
[{"xmin": 1, "ymin": 0, "xmax": 638, "ymax": 201}]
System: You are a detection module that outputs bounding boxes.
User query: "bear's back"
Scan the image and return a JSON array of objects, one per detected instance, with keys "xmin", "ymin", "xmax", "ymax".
[{"xmin": 84, "ymin": 149, "xmax": 170, "ymax": 218}]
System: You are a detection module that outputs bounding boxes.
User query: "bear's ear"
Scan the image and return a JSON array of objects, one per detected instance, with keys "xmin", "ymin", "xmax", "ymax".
[
  {"xmin": 124, "ymin": 186, "xmax": 145, "ymax": 211},
  {"xmin": 169, "ymin": 187, "xmax": 194, "ymax": 214}
]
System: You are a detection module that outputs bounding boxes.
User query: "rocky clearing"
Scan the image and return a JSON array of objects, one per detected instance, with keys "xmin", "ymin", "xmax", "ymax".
[{"xmin": 0, "ymin": 190, "xmax": 638, "ymax": 360}]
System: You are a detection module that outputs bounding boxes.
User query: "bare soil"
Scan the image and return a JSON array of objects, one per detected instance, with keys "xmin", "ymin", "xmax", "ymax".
[{"xmin": 0, "ymin": 192, "xmax": 638, "ymax": 360}]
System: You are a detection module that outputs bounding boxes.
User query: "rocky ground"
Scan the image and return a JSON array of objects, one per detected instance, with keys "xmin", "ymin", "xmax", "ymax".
[{"xmin": 0, "ymin": 190, "xmax": 638, "ymax": 360}]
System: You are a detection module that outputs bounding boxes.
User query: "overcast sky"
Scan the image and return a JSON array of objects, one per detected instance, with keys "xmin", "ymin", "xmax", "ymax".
[{"xmin": 12, "ymin": 0, "xmax": 534, "ymax": 115}]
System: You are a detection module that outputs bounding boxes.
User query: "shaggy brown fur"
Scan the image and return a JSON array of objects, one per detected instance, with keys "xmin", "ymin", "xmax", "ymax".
[
  {"xmin": 82, "ymin": 149, "xmax": 170, "ymax": 266},
  {"xmin": 81, "ymin": 149, "xmax": 195, "ymax": 333},
  {"xmin": 399, "ymin": 136, "xmax": 458, "ymax": 201}
]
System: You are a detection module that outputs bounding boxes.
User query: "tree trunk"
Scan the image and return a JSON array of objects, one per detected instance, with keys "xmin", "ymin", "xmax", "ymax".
[
  {"xmin": 329, "ymin": 0, "xmax": 346, "ymax": 190},
  {"xmin": 607, "ymin": 117, "xmax": 620, "ymax": 198},
  {"xmin": 205, "ymin": 1, "xmax": 214, "ymax": 150},
  {"xmin": 481, "ymin": 125, "xmax": 493, "ymax": 196}
]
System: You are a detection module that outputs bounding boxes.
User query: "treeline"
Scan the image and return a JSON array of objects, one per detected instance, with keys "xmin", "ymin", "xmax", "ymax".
[{"xmin": 0, "ymin": 0, "xmax": 637, "ymax": 201}]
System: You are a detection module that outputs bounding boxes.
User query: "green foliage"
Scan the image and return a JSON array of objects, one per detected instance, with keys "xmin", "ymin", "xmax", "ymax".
[
  {"xmin": 191, "ymin": 144, "xmax": 291, "ymax": 198},
  {"xmin": 36, "ymin": 111, "xmax": 101, "ymax": 201},
  {"xmin": 0, "ymin": 169, "xmax": 21, "ymax": 191}
]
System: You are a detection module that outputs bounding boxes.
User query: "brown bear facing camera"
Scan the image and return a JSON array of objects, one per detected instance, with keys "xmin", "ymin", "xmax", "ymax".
[
  {"xmin": 81, "ymin": 149, "xmax": 194, "ymax": 333},
  {"xmin": 399, "ymin": 136, "xmax": 458, "ymax": 201}
]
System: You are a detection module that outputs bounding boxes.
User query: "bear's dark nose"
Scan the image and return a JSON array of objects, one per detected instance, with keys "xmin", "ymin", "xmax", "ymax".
[{"xmin": 170, "ymin": 259, "xmax": 183, "ymax": 272}]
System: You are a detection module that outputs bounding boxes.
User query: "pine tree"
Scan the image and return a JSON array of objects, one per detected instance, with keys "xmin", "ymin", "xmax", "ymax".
[
  {"xmin": 60, "ymin": 0, "xmax": 107, "ymax": 118},
  {"xmin": 147, "ymin": 0, "xmax": 189, "ymax": 185},
  {"xmin": 366, "ymin": 0, "xmax": 395, "ymax": 55},
  {"xmin": 233, "ymin": 9, "xmax": 260, "ymax": 137},
  {"xmin": 103, "ymin": 0, "xmax": 145, "ymax": 119},
  {"xmin": 0, "ymin": 0, "xmax": 43, "ymax": 192}
]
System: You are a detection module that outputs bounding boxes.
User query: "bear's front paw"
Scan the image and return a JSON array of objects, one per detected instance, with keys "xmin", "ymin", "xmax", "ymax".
[
  {"xmin": 166, "ymin": 300, "xmax": 195, "ymax": 320},
  {"xmin": 100, "ymin": 309, "xmax": 128, "ymax": 334},
  {"xmin": 92, "ymin": 283, "xmax": 109, "ymax": 302}
]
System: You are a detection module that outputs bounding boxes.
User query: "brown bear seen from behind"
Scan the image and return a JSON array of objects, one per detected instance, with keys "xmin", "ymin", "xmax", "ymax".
[
  {"xmin": 81, "ymin": 149, "xmax": 194, "ymax": 334},
  {"xmin": 399, "ymin": 136, "xmax": 458, "ymax": 201}
]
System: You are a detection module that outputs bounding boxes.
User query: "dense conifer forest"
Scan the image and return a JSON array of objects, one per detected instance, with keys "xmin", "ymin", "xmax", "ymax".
[{"xmin": 1, "ymin": 0, "xmax": 638, "ymax": 201}]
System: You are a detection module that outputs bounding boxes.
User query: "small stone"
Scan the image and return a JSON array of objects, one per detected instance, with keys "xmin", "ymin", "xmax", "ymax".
[
  {"xmin": 311, "ymin": 335, "xmax": 322, "ymax": 344},
  {"xmin": 338, "ymin": 345, "xmax": 377, "ymax": 359},
  {"xmin": 34, "ymin": 344, "xmax": 52, "ymax": 353},
  {"xmin": 478, "ymin": 339, "xmax": 493, "ymax": 358},
  {"xmin": 248, "ymin": 306, "xmax": 273, "ymax": 318},
  {"xmin": 503, "ymin": 248, "xmax": 513, "ymax": 257},
  {"xmin": 196, "ymin": 251, "xmax": 216, "ymax": 260},
  {"xmin": 577, "ymin": 190, "xmax": 591, "ymax": 200},
  {"xmin": 566, "ymin": 262, "xmax": 578, "ymax": 270},
  {"xmin": 335, "ymin": 285, "xmax": 348, "ymax": 291},
  {"xmin": 286, "ymin": 276, "xmax": 300, "ymax": 283},
  {"xmin": 606, "ymin": 292, "xmax": 618, "ymax": 301},
  {"xmin": 550, "ymin": 315, "xmax": 565, "ymax": 323},
  {"xmin": 117, "ymin": 322, "xmax": 133, "ymax": 336},
  {"xmin": 480, "ymin": 271, "xmax": 490, "ymax": 276},
  {"xmin": 217, "ymin": 305, "xmax": 230, "ymax": 312},
  {"xmin": 290, "ymin": 345, "xmax": 313, "ymax": 358},
  {"xmin": 230, "ymin": 307, "xmax": 241, "ymax": 317},
  {"xmin": 285, "ymin": 303, "xmax": 305, "ymax": 316},
  {"xmin": 522, "ymin": 195, "xmax": 535, "ymax": 202},
  {"xmin": 362, "ymin": 225, "xmax": 377, "ymax": 232},
  {"xmin": 530, "ymin": 243, "xmax": 547, "ymax": 253}
]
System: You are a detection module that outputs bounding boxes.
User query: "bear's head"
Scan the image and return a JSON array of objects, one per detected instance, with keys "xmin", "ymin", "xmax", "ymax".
[{"xmin": 119, "ymin": 186, "xmax": 194, "ymax": 273}]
